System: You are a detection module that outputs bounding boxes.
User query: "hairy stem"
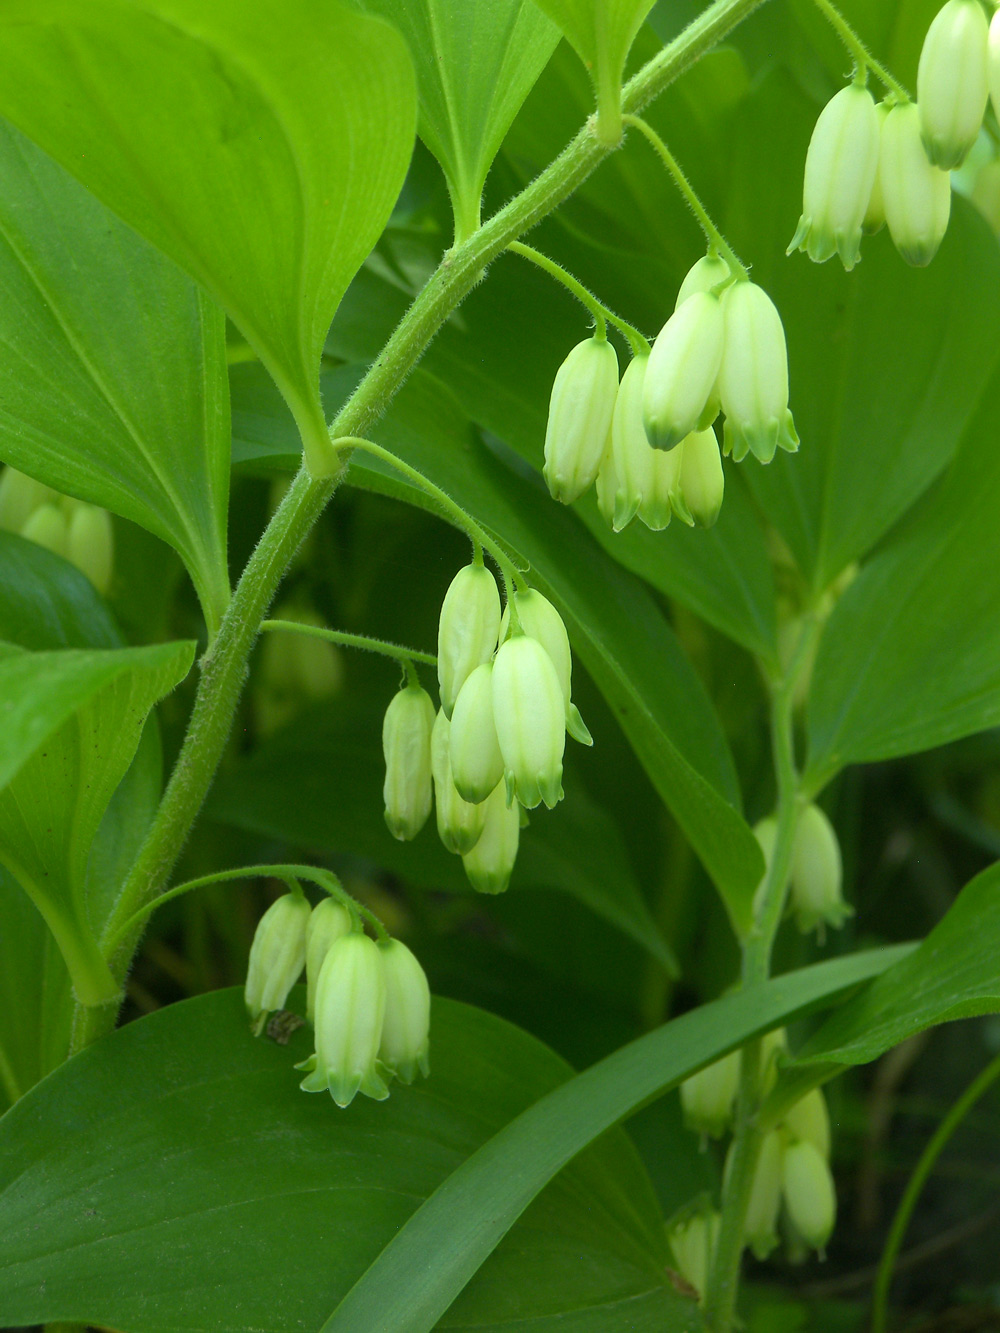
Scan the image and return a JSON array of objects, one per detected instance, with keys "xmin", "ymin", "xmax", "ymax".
[
  {"xmin": 68, "ymin": 0, "xmax": 774, "ymax": 1056},
  {"xmin": 810, "ymin": 0, "xmax": 910, "ymax": 100},
  {"xmin": 260, "ymin": 618, "xmax": 437, "ymax": 668}
]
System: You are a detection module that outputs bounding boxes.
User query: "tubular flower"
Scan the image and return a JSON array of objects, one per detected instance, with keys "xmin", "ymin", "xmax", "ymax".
[
  {"xmin": 680, "ymin": 1049, "xmax": 740, "ymax": 1138},
  {"xmin": 492, "ymin": 634, "xmax": 565, "ymax": 810},
  {"xmin": 783, "ymin": 1087, "xmax": 832, "ymax": 1160},
  {"xmin": 782, "ymin": 1139, "xmax": 837, "ymax": 1254},
  {"xmin": 789, "ymin": 803, "xmax": 853, "ymax": 939},
  {"xmin": 788, "ymin": 81, "xmax": 881, "ymax": 270},
  {"xmin": 382, "ymin": 682, "xmax": 435, "ymax": 841},
  {"xmin": 437, "ymin": 563, "xmax": 501, "ymax": 717},
  {"xmin": 611, "ymin": 352, "xmax": 656, "ymax": 531},
  {"xmin": 377, "ymin": 937, "xmax": 431, "ymax": 1084},
  {"xmin": 918, "ymin": 0, "xmax": 989, "ymax": 169},
  {"xmin": 675, "ymin": 252, "xmax": 731, "ymax": 308},
  {"xmin": 461, "ymin": 781, "xmax": 521, "ymax": 893},
  {"xmin": 667, "ymin": 1210, "xmax": 720, "ymax": 1303},
  {"xmin": 718, "ymin": 281, "xmax": 798, "ymax": 464},
  {"xmin": 502, "ymin": 589, "xmax": 592, "ymax": 745},
  {"xmin": 672, "ymin": 428, "xmax": 724, "ymax": 528},
  {"xmin": 66, "ymin": 504, "xmax": 114, "ymax": 595},
  {"xmin": 863, "ymin": 102, "xmax": 891, "ymax": 233},
  {"xmin": 298, "ymin": 932, "xmax": 389, "ymax": 1107},
  {"xmin": 643, "ymin": 291, "xmax": 725, "ymax": 450},
  {"xmin": 594, "ymin": 435, "xmax": 618, "ymax": 529},
  {"xmin": 305, "ymin": 896, "xmax": 352, "ymax": 1022},
  {"xmin": 449, "ymin": 661, "xmax": 505, "ymax": 803},
  {"xmin": 431, "ymin": 708, "xmax": 487, "ymax": 854},
  {"xmin": 542, "ymin": 336, "xmax": 620, "ymax": 504},
  {"xmin": 880, "ymin": 101, "xmax": 952, "ymax": 266},
  {"xmin": 740, "ymin": 1129, "xmax": 784, "ymax": 1260},
  {"xmin": 245, "ymin": 892, "xmax": 311, "ymax": 1035}
]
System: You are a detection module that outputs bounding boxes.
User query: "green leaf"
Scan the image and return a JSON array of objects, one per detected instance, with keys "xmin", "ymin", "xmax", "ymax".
[
  {"xmin": 319, "ymin": 947, "xmax": 908, "ymax": 1333},
  {"xmin": 806, "ymin": 357, "xmax": 1000, "ymax": 782},
  {"xmin": 0, "ymin": 640, "xmax": 193, "ymax": 1004},
  {"xmin": 531, "ymin": 0, "xmax": 657, "ymax": 136},
  {"xmin": 0, "ymin": 0, "xmax": 417, "ymax": 476},
  {"xmin": 208, "ymin": 688, "xmax": 677, "ymax": 972},
  {"xmin": 349, "ymin": 0, "xmax": 559, "ymax": 241},
  {"xmin": 230, "ymin": 359, "xmax": 764, "ymax": 933},
  {"xmin": 0, "ymin": 532, "xmax": 161, "ymax": 1103},
  {"xmin": 0, "ymin": 123, "xmax": 231, "ymax": 630},
  {"xmin": 797, "ymin": 865, "xmax": 1000, "ymax": 1068},
  {"xmin": 725, "ymin": 74, "xmax": 1000, "ymax": 592},
  {"xmin": 0, "ymin": 992, "xmax": 696, "ymax": 1333}
]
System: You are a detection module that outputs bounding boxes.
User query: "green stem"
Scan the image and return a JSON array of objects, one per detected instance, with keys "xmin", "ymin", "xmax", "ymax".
[
  {"xmin": 622, "ymin": 115, "xmax": 748, "ymax": 279},
  {"xmin": 507, "ymin": 241, "xmax": 649, "ymax": 353},
  {"xmin": 260, "ymin": 618, "xmax": 437, "ymax": 668},
  {"xmin": 67, "ymin": 0, "xmax": 775, "ymax": 1057},
  {"xmin": 810, "ymin": 0, "xmax": 910, "ymax": 101},
  {"xmin": 870, "ymin": 1049, "xmax": 1000, "ymax": 1333},
  {"xmin": 334, "ymin": 435, "xmax": 526, "ymax": 596},
  {"xmin": 704, "ymin": 614, "xmax": 821, "ymax": 1330}
]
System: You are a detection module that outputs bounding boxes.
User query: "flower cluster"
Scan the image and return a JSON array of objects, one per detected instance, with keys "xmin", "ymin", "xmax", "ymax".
[
  {"xmin": 679, "ymin": 1033, "xmax": 837, "ymax": 1268},
  {"xmin": 543, "ymin": 253, "xmax": 796, "ymax": 536},
  {"xmin": 0, "ymin": 464, "xmax": 114, "ymax": 594},
  {"xmin": 791, "ymin": 0, "xmax": 999, "ymax": 271},
  {"xmin": 244, "ymin": 889, "xmax": 431, "ymax": 1108},
  {"xmin": 381, "ymin": 564, "xmax": 590, "ymax": 894}
]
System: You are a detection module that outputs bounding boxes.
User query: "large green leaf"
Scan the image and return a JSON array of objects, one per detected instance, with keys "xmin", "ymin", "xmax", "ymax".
[
  {"xmin": 0, "ymin": 534, "xmax": 162, "ymax": 1103},
  {"xmin": 0, "ymin": 992, "xmax": 694, "ymax": 1333},
  {"xmin": 231, "ymin": 360, "xmax": 765, "ymax": 934},
  {"xmin": 725, "ymin": 74, "xmax": 1000, "ymax": 593},
  {"xmin": 806, "ymin": 357, "xmax": 1000, "ymax": 784},
  {"xmin": 208, "ymin": 689, "xmax": 677, "ymax": 972},
  {"xmin": 0, "ymin": 0, "xmax": 416, "ymax": 475},
  {"xmin": 0, "ymin": 123, "xmax": 231, "ymax": 630},
  {"xmin": 350, "ymin": 0, "xmax": 559, "ymax": 240},
  {"xmin": 0, "ymin": 640, "xmax": 193, "ymax": 1004},
  {"xmin": 319, "ymin": 947, "xmax": 907, "ymax": 1332}
]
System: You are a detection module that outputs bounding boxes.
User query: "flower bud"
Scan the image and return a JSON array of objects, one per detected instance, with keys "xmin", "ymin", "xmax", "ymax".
[
  {"xmin": 502, "ymin": 589, "xmax": 592, "ymax": 745},
  {"xmin": 437, "ymin": 563, "xmax": 502, "ymax": 717},
  {"xmin": 298, "ymin": 932, "xmax": 389, "ymax": 1107},
  {"xmin": 738, "ymin": 1129, "xmax": 784, "ymax": 1260},
  {"xmin": 305, "ymin": 896, "xmax": 352, "ymax": 1022},
  {"xmin": 667, "ymin": 1211, "xmax": 719, "ymax": 1301},
  {"xmin": 863, "ymin": 102, "xmax": 891, "ymax": 233},
  {"xmin": 382, "ymin": 682, "xmax": 435, "ymax": 841},
  {"xmin": 781, "ymin": 1138, "xmax": 837, "ymax": 1254},
  {"xmin": 66, "ymin": 503, "xmax": 114, "ymax": 594},
  {"xmin": 671, "ymin": 428, "xmax": 724, "ymax": 528},
  {"xmin": 450, "ymin": 662, "xmax": 505, "ymax": 803},
  {"xmin": 0, "ymin": 466, "xmax": 56, "ymax": 533},
  {"xmin": 880, "ymin": 101, "xmax": 951, "ymax": 266},
  {"xmin": 543, "ymin": 336, "xmax": 620, "ymax": 504},
  {"xmin": 377, "ymin": 937, "xmax": 431, "ymax": 1084},
  {"xmin": 431, "ymin": 708, "xmax": 487, "ymax": 854},
  {"xmin": 919, "ymin": 0, "xmax": 989, "ymax": 169},
  {"xmin": 783, "ymin": 1087, "xmax": 832, "ymax": 1160},
  {"xmin": 643, "ymin": 291, "xmax": 725, "ymax": 451},
  {"xmin": 20, "ymin": 502, "xmax": 69, "ymax": 558},
  {"xmin": 461, "ymin": 781, "xmax": 520, "ymax": 893},
  {"xmin": 788, "ymin": 82, "xmax": 881, "ymax": 270},
  {"xmin": 680, "ymin": 1049, "xmax": 740, "ymax": 1138},
  {"xmin": 676, "ymin": 253, "xmax": 731, "ymax": 308},
  {"xmin": 718, "ymin": 281, "xmax": 799, "ymax": 464},
  {"xmin": 640, "ymin": 443, "xmax": 681, "ymax": 532},
  {"xmin": 594, "ymin": 436, "xmax": 618, "ymax": 529},
  {"xmin": 492, "ymin": 634, "xmax": 566, "ymax": 810},
  {"xmin": 245, "ymin": 892, "xmax": 311, "ymax": 1034},
  {"xmin": 790, "ymin": 803, "xmax": 852, "ymax": 939}
]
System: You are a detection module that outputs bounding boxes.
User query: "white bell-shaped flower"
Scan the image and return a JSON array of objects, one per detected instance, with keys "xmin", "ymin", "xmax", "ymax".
[
  {"xmin": 245, "ymin": 892, "xmax": 311, "ymax": 1035},
  {"xmin": 437, "ymin": 562, "xmax": 501, "ymax": 717},
  {"xmin": 643, "ymin": 291, "xmax": 725, "ymax": 451},
  {"xmin": 382, "ymin": 682, "xmax": 435, "ymax": 841},
  {"xmin": 543, "ymin": 336, "xmax": 620, "ymax": 504},
  {"xmin": 492, "ymin": 634, "xmax": 566, "ymax": 810},
  {"xmin": 431, "ymin": 708, "xmax": 487, "ymax": 854},
  {"xmin": 501, "ymin": 589, "xmax": 591, "ymax": 745},
  {"xmin": 450, "ymin": 661, "xmax": 505, "ymax": 803},
  {"xmin": 787, "ymin": 82, "xmax": 881, "ymax": 270},
  {"xmin": 461, "ymin": 781, "xmax": 521, "ymax": 893},
  {"xmin": 918, "ymin": 0, "xmax": 989, "ymax": 169},
  {"xmin": 671, "ymin": 428, "xmax": 725, "ymax": 528},
  {"xmin": 377, "ymin": 937, "xmax": 431, "ymax": 1084},
  {"xmin": 783, "ymin": 1087, "xmax": 832, "ymax": 1160},
  {"xmin": 298, "ymin": 932, "xmax": 388, "ymax": 1107},
  {"xmin": 305, "ymin": 896, "xmax": 352, "ymax": 1022},
  {"xmin": 680, "ymin": 1049, "xmax": 740, "ymax": 1138},
  {"xmin": 718, "ymin": 281, "xmax": 799, "ymax": 464},
  {"xmin": 880, "ymin": 101, "xmax": 952, "ymax": 266},
  {"xmin": 782, "ymin": 1138, "xmax": 837, "ymax": 1254},
  {"xmin": 738, "ymin": 1129, "xmax": 784, "ymax": 1261},
  {"xmin": 789, "ymin": 803, "xmax": 853, "ymax": 939},
  {"xmin": 675, "ymin": 252, "xmax": 731, "ymax": 308}
]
